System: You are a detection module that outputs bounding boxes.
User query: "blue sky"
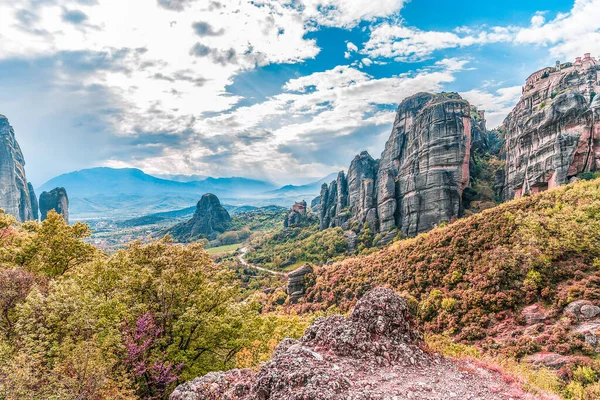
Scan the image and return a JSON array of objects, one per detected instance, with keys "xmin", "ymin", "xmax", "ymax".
[{"xmin": 0, "ymin": 0, "xmax": 598, "ymax": 186}]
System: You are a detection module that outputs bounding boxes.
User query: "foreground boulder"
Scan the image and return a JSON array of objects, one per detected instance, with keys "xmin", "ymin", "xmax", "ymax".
[
  {"xmin": 168, "ymin": 193, "xmax": 231, "ymax": 241},
  {"xmin": 171, "ymin": 288, "xmax": 542, "ymax": 400},
  {"xmin": 40, "ymin": 187, "xmax": 69, "ymax": 223},
  {"xmin": 0, "ymin": 115, "xmax": 35, "ymax": 222}
]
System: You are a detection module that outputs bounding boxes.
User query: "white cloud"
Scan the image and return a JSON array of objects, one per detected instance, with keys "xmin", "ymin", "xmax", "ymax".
[
  {"xmin": 363, "ymin": 22, "xmax": 514, "ymax": 61},
  {"xmin": 530, "ymin": 12, "xmax": 546, "ymax": 28},
  {"xmin": 461, "ymin": 85, "xmax": 523, "ymax": 127},
  {"xmin": 514, "ymin": 0, "xmax": 600, "ymax": 59},
  {"xmin": 300, "ymin": 0, "xmax": 406, "ymax": 28},
  {"xmin": 363, "ymin": 0, "xmax": 600, "ymax": 62},
  {"xmin": 0, "ymin": 0, "xmax": 412, "ymax": 143},
  {"xmin": 347, "ymin": 42, "xmax": 359, "ymax": 52},
  {"xmin": 0, "ymin": 0, "xmax": 325, "ymax": 138},
  {"xmin": 345, "ymin": 41, "xmax": 358, "ymax": 59},
  {"xmin": 107, "ymin": 59, "xmax": 468, "ymax": 182}
]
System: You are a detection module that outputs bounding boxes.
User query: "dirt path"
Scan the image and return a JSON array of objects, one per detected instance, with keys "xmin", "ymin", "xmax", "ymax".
[{"xmin": 238, "ymin": 247, "xmax": 285, "ymax": 276}]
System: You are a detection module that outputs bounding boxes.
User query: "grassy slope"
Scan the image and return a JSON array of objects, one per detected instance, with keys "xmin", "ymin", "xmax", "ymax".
[
  {"xmin": 299, "ymin": 179, "xmax": 600, "ymax": 361},
  {"xmin": 206, "ymin": 243, "xmax": 242, "ymax": 255}
]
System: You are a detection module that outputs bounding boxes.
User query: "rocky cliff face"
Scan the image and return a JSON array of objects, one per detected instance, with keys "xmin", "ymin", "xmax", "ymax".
[
  {"xmin": 347, "ymin": 151, "xmax": 379, "ymax": 231},
  {"xmin": 0, "ymin": 115, "xmax": 34, "ymax": 222},
  {"xmin": 284, "ymin": 200, "xmax": 315, "ymax": 228},
  {"xmin": 28, "ymin": 183, "xmax": 39, "ymax": 221},
  {"xmin": 40, "ymin": 187, "xmax": 69, "ymax": 223},
  {"xmin": 287, "ymin": 264, "xmax": 313, "ymax": 303},
  {"xmin": 319, "ymin": 93, "xmax": 476, "ymax": 237},
  {"xmin": 504, "ymin": 54, "xmax": 600, "ymax": 199},
  {"xmin": 378, "ymin": 93, "xmax": 472, "ymax": 236},
  {"xmin": 171, "ymin": 287, "xmax": 541, "ymax": 400},
  {"xmin": 168, "ymin": 193, "xmax": 231, "ymax": 241}
]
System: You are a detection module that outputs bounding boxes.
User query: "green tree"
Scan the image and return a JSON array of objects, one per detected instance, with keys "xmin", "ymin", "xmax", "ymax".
[{"xmin": 19, "ymin": 211, "xmax": 97, "ymax": 277}]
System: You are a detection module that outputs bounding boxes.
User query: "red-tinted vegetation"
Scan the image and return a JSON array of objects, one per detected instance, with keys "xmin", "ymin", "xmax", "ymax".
[{"xmin": 300, "ymin": 180, "xmax": 600, "ymax": 366}]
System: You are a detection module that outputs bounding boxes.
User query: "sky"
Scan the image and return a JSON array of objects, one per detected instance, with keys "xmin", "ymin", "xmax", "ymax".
[{"xmin": 1, "ymin": 0, "xmax": 599, "ymax": 186}]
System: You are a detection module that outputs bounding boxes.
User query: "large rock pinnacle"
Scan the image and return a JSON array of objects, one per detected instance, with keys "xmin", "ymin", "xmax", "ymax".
[
  {"xmin": 0, "ymin": 115, "xmax": 34, "ymax": 222},
  {"xmin": 319, "ymin": 92, "xmax": 475, "ymax": 238},
  {"xmin": 168, "ymin": 193, "xmax": 231, "ymax": 241},
  {"xmin": 504, "ymin": 54, "xmax": 600, "ymax": 199},
  {"xmin": 40, "ymin": 187, "xmax": 69, "ymax": 223}
]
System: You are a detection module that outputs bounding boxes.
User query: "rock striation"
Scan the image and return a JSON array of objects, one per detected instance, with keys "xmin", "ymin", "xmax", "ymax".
[
  {"xmin": 171, "ymin": 287, "xmax": 542, "ymax": 400},
  {"xmin": 0, "ymin": 115, "xmax": 35, "ymax": 222},
  {"xmin": 320, "ymin": 93, "xmax": 476, "ymax": 237},
  {"xmin": 168, "ymin": 193, "xmax": 231, "ymax": 241},
  {"xmin": 40, "ymin": 187, "xmax": 69, "ymax": 223},
  {"xmin": 504, "ymin": 53, "xmax": 600, "ymax": 199}
]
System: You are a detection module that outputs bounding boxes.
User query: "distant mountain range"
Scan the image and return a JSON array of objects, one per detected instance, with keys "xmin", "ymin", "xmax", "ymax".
[
  {"xmin": 154, "ymin": 173, "xmax": 209, "ymax": 182},
  {"xmin": 266, "ymin": 172, "xmax": 338, "ymax": 197},
  {"xmin": 38, "ymin": 167, "xmax": 333, "ymax": 220},
  {"xmin": 39, "ymin": 167, "xmax": 277, "ymax": 197}
]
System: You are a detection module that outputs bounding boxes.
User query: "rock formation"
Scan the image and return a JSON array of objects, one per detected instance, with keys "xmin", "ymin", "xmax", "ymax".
[
  {"xmin": 0, "ymin": 115, "xmax": 35, "ymax": 222},
  {"xmin": 320, "ymin": 93, "xmax": 476, "ymax": 237},
  {"xmin": 171, "ymin": 287, "xmax": 542, "ymax": 400},
  {"xmin": 347, "ymin": 151, "xmax": 379, "ymax": 231},
  {"xmin": 504, "ymin": 53, "xmax": 600, "ymax": 199},
  {"xmin": 287, "ymin": 264, "xmax": 313, "ymax": 303},
  {"xmin": 168, "ymin": 193, "xmax": 231, "ymax": 241},
  {"xmin": 310, "ymin": 195, "xmax": 320, "ymax": 210},
  {"xmin": 379, "ymin": 93, "xmax": 472, "ymax": 236},
  {"xmin": 318, "ymin": 174, "xmax": 339, "ymax": 230},
  {"xmin": 40, "ymin": 187, "xmax": 69, "ymax": 223},
  {"xmin": 28, "ymin": 183, "xmax": 39, "ymax": 221},
  {"xmin": 284, "ymin": 200, "xmax": 307, "ymax": 228}
]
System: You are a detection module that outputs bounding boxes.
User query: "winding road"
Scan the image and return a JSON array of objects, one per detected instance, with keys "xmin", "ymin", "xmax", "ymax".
[{"xmin": 238, "ymin": 247, "xmax": 285, "ymax": 276}]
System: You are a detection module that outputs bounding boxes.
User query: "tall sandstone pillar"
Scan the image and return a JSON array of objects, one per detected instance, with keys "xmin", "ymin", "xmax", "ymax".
[{"xmin": 0, "ymin": 115, "xmax": 34, "ymax": 222}]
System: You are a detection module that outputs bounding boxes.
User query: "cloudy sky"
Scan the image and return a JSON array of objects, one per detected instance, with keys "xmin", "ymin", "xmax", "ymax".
[{"xmin": 1, "ymin": 0, "xmax": 599, "ymax": 186}]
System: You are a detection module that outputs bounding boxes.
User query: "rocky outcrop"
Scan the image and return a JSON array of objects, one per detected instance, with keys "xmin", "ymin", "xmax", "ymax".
[
  {"xmin": 0, "ymin": 115, "xmax": 34, "ymax": 222},
  {"xmin": 378, "ymin": 92, "xmax": 472, "ymax": 236},
  {"xmin": 564, "ymin": 300, "xmax": 600, "ymax": 320},
  {"xmin": 171, "ymin": 287, "xmax": 542, "ymax": 400},
  {"xmin": 347, "ymin": 151, "xmax": 379, "ymax": 231},
  {"xmin": 319, "ymin": 179, "xmax": 336, "ymax": 230},
  {"xmin": 504, "ymin": 54, "xmax": 600, "ymax": 199},
  {"xmin": 28, "ymin": 183, "xmax": 38, "ymax": 221},
  {"xmin": 168, "ymin": 193, "xmax": 231, "ymax": 241},
  {"xmin": 310, "ymin": 195, "xmax": 320, "ymax": 210},
  {"xmin": 284, "ymin": 201, "xmax": 311, "ymax": 228},
  {"xmin": 319, "ymin": 93, "xmax": 476, "ymax": 237},
  {"xmin": 287, "ymin": 264, "xmax": 313, "ymax": 303},
  {"xmin": 40, "ymin": 187, "xmax": 69, "ymax": 223}
]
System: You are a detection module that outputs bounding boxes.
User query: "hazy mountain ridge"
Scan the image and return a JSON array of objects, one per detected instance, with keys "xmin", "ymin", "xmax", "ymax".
[{"xmin": 39, "ymin": 167, "xmax": 333, "ymax": 220}]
